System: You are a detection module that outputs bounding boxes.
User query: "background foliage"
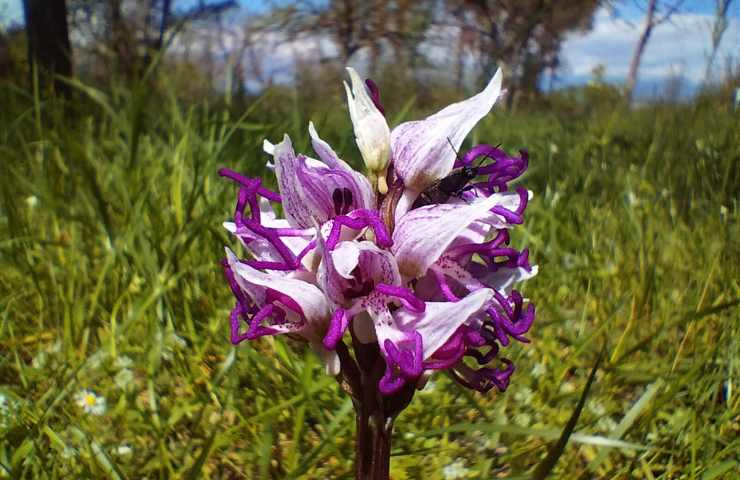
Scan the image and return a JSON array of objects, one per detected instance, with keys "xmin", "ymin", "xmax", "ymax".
[
  {"xmin": 0, "ymin": 71, "xmax": 738, "ymax": 478},
  {"xmin": 1, "ymin": 0, "xmax": 739, "ymax": 478}
]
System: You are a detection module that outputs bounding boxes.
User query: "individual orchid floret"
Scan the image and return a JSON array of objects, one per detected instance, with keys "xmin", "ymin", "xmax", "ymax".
[
  {"xmin": 269, "ymin": 134, "xmax": 377, "ymax": 228},
  {"xmin": 391, "ymin": 69, "xmax": 503, "ymax": 213},
  {"xmin": 344, "ymin": 67, "xmax": 392, "ymax": 194},
  {"xmin": 223, "ymin": 248, "xmax": 339, "ymax": 374}
]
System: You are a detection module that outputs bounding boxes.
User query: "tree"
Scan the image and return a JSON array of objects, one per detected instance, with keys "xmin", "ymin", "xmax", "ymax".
[
  {"xmin": 443, "ymin": 0, "xmax": 600, "ymax": 105},
  {"xmin": 624, "ymin": 0, "xmax": 684, "ymax": 103},
  {"xmin": 22, "ymin": 0, "xmax": 73, "ymax": 96},
  {"xmin": 259, "ymin": 0, "xmax": 434, "ymax": 68},
  {"xmin": 704, "ymin": 0, "xmax": 734, "ymax": 83},
  {"xmin": 69, "ymin": 0, "xmax": 236, "ymax": 82}
]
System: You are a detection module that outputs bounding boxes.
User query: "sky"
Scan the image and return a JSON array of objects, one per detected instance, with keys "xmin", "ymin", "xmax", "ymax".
[
  {"xmin": 2, "ymin": 0, "xmax": 738, "ymax": 97},
  {"xmin": 559, "ymin": 2, "xmax": 740, "ymax": 96}
]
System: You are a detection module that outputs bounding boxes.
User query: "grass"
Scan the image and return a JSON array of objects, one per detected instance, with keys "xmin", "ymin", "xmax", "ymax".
[{"xmin": 0, "ymin": 78, "xmax": 738, "ymax": 479}]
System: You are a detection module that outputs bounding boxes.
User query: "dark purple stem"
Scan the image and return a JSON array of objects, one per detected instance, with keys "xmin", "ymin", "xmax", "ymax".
[{"xmin": 335, "ymin": 331, "xmax": 415, "ymax": 480}]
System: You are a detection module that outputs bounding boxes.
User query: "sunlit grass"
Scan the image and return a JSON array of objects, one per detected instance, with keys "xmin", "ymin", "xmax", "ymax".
[{"xmin": 0, "ymin": 80, "xmax": 737, "ymax": 479}]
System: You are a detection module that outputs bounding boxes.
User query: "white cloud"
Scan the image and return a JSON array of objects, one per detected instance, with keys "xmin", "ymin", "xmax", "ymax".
[{"xmin": 561, "ymin": 8, "xmax": 740, "ymax": 85}]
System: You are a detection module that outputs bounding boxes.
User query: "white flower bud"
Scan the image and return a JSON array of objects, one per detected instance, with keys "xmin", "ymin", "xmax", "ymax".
[{"xmin": 344, "ymin": 67, "xmax": 391, "ymax": 194}]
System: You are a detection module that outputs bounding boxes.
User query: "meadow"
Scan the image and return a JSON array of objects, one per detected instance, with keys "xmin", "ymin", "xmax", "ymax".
[{"xmin": 0, "ymin": 78, "xmax": 738, "ymax": 479}]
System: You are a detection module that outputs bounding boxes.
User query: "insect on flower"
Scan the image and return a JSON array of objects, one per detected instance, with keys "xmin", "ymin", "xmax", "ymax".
[{"xmin": 412, "ymin": 141, "xmax": 502, "ymax": 209}]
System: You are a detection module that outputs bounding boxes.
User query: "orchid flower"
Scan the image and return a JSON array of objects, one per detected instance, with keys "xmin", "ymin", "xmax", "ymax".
[
  {"xmin": 221, "ymin": 67, "xmax": 535, "ymax": 395},
  {"xmin": 219, "ymin": 67, "xmax": 537, "ymax": 475},
  {"xmin": 219, "ymin": 69, "xmax": 537, "ymax": 478}
]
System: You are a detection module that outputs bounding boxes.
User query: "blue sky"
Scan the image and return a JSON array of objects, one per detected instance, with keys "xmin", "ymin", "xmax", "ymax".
[{"xmin": 2, "ymin": 0, "xmax": 738, "ymax": 95}]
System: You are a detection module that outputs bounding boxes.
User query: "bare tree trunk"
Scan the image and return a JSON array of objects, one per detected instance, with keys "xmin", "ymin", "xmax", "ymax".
[
  {"xmin": 625, "ymin": 0, "xmax": 658, "ymax": 103},
  {"xmin": 704, "ymin": 0, "xmax": 733, "ymax": 83},
  {"xmin": 22, "ymin": 0, "xmax": 72, "ymax": 96}
]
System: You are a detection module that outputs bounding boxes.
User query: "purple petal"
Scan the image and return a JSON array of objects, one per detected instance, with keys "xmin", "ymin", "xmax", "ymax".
[
  {"xmin": 269, "ymin": 133, "xmax": 380, "ymax": 229},
  {"xmin": 309, "ymin": 122, "xmax": 376, "ymax": 210},
  {"xmin": 323, "ymin": 308, "xmax": 349, "ymax": 349},
  {"xmin": 317, "ymin": 238, "xmax": 401, "ymax": 307},
  {"xmin": 452, "ymin": 360, "xmax": 515, "ymax": 393}
]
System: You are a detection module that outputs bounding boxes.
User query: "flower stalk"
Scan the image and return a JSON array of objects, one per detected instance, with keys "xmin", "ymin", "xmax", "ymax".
[{"xmin": 337, "ymin": 335, "xmax": 415, "ymax": 480}]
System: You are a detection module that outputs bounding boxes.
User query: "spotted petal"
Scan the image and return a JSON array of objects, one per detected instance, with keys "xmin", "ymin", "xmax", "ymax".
[
  {"xmin": 391, "ymin": 69, "xmax": 503, "ymax": 195},
  {"xmin": 392, "ymin": 191, "xmax": 523, "ymax": 278},
  {"xmin": 226, "ymin": 248, "xmax": 332, "ymax": 333},
  {"xmin": 394, "ymin": 288, "xmax": 494, "ymax": 360},
  {"xmin": 317, "ymin": 238, "xmax": 401, "ymax": 307},
  {"xmin": 309, "ymin": 122, "xmax": 376, "ymax": 211},
  {"xmin": 269, "ymin": 134, "xmax": 376, "ymax": 229}
]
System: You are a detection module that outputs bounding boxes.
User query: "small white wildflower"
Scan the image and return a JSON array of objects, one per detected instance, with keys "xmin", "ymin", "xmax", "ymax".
[
  {"xmin": 115, "ymin": 445, "xmax": 133, "ymax": 457},
  {"xmin": 443, "ymin": 460, "xmax": 470, "ymax": 479},
  {"xmin": 75, "ymin": 390, "xmax": 107, "ymax": 415},
  {"xmin": 531, "ymin": 362, "xmax": 546, "ymax": 378},
  {"xmin": 25, "ymin": 195, "xmax": 38, "ymax": 208}
]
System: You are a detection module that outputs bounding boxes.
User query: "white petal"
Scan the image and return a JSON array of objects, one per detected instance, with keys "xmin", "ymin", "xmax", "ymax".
[
  {"xmin": 392, "ymin": 191, "xmax": 520, "ymax": 278},
  {"xmin": 226, "ymin": 248, "xmax": 331, "ymax": 327},
  {"xmin": 345, "ymin": 67, "xmax": 391, "ymax": 187},
  {"xmin": 394, "ymin": 289, "xmax": 494, "ymax": 360},
  {"xmin": 391, "ymin": 69, "xmax": 503, "ymax": 193},
  {"xmin": 331, "ymin": 241, "xmax": 361, "ymax": 279}
]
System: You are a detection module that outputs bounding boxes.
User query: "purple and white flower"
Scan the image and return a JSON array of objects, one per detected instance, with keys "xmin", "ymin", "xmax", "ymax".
[{"xmin": 220, "ymin": 67, "xmax": 536, "ymax": 396}]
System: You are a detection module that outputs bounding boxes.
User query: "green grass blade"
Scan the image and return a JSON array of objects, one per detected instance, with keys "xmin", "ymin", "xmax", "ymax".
[{"xmin": 531, "ymin": 348, "xmax": 604, "ymax": 479}]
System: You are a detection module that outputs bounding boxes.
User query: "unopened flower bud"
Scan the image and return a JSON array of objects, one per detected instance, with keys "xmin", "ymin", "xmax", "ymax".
[{"xmin": 344, "ymin": 67, "xmax": 391, "ymax": 194}]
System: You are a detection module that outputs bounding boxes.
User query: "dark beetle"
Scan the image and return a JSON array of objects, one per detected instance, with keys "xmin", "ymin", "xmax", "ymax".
[{"xmin": 412, "ymin": 165, "xmax": 479, "ymax": 209}]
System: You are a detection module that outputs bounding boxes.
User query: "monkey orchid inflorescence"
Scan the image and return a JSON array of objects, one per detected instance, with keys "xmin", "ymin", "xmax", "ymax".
[{"xmin": 220, "ymin": 67, "xmax": 536, "ymax": 479}]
